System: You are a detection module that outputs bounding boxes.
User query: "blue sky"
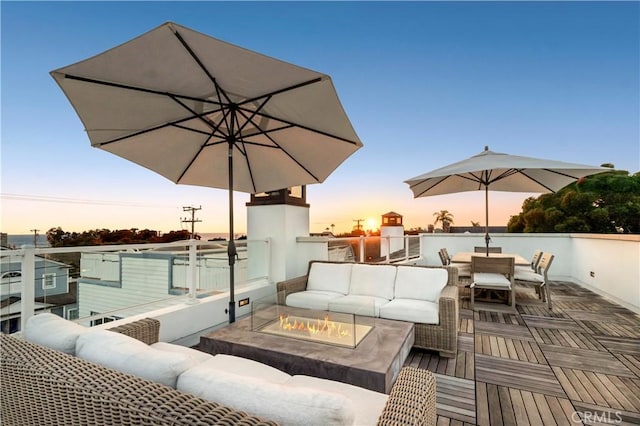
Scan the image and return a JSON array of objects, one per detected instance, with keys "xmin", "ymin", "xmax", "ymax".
[{"xmin": 2, "ymin": 1, "xmax": 638, "ymax": 235}]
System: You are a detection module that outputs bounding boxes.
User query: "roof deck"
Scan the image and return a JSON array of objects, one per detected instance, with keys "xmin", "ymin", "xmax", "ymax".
[{"xmin": 408, "ymin": 280, "xmax": 640, "ymax": 425}]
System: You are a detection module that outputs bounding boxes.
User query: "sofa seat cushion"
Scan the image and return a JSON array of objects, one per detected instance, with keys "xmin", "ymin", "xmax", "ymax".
[
  {"xmin": 201, "ymin": 354, "xmax": 291, "ymax": 383},
  {"xmin": 23, "ymin": 313, "xmax": 88, "ymax": 355},
  {"xmin": 395, "ymin": 266, "xmax": 448, "ymax": 302},
  {"xmin": 328, "ymin": 295, "xmax": 389, "ymax": 317},
  {"xmin": 286, "ymin": 290, "xmax": 344, "ymax": 311},
  {"xmin": 307, "ymin": 262, "xmax": 353, "ymax": 294},
  {"xmin": 379, "ymin": 299, "xmax": 439, "ymax": 324},
  {"xmin": 150, "ymin": 342, "xmax": 213, "ymax": 364},
  {"xmin": 287, "ymin": 375, "xmax": 388, "ymax": 426},
  {"xmin": 472, "ymin": 272, "xmax": 511, "ymax": 288},
  {"xmin": 350, "ymin": 264, "xmax": 397, "ymax": 300},
  {"xmin": 177, "ymin": 365, "xmax": 355, "ymax": 425},
  {"xmin": 76, "ymin": 330, "xmax": 196, "ymax": 388}
]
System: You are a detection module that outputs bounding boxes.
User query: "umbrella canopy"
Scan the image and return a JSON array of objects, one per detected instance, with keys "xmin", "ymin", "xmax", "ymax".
[
  {"xmin": 405, "ymin": 146, "xmax": 609, "ymax": 254},
  {"xmin": 51, "ymin": 22, "xmax": 363, "ymax": 322}
]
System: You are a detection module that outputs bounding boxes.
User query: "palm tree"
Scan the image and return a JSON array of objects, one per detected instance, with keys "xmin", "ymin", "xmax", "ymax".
[{"xmin": 433, "ymin": 210, "xmax": 454, "ymax": 233}]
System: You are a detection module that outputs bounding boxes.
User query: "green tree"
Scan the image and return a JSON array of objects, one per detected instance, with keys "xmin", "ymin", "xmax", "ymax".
[
  {"xmin": 508, "ymin": 168, "xmax": 640, "ymax": 234},
  {"xmin": 46, "ymin": 228, "xmax": 196, "ymax": 246},
  {"xmin": 433, "ymin": 210, "xmax": 454, "ymax": 233}
]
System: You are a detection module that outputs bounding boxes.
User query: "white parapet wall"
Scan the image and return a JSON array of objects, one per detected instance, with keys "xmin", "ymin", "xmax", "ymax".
[
  {"xmin": 417, "ymin": 232, "xmax": 639, "ymax": 313},
  {"xmin": 569, "ymin": 234, "xmax": 639, "ymax": 312}
]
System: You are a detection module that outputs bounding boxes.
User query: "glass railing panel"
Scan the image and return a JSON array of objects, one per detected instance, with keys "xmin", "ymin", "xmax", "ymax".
[{"xmin": 1, "ymin": 238, "xmax": 271, "ymax": 333}]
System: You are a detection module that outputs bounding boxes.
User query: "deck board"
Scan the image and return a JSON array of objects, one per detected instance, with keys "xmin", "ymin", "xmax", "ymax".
[{"xmin": 404, "ymin": 280, "xmax": 640, "ymax": 425}]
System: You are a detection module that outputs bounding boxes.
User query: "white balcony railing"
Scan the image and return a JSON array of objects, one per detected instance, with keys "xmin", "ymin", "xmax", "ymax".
[{"xmin": 3, "ymin": 233, "xmax": 637, "ymax": 344}]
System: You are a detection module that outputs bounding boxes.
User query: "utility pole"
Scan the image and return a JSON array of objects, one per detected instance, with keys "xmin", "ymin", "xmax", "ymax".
[
  {"xmin": 352, "ymin": 219, "xmax": 364, "ymax": 234},
  {"xmin": 181, "ymin": 206, "xmax": 202, "ymax": 239},
  {"xmin": 30, "ymin": 229, "xmax": 39, "ymax": 246}
]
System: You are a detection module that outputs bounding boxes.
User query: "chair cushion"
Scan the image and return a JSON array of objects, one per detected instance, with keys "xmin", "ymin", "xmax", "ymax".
[
  {"xmin": 23, "ymin": 313, "xmax": 88, "ymax": 355},
  {"xmin": 328, "ymin": 295, "xmax": 389, "ymax": 317},
  {"xmin": 514, "ymin": 269, "xmax": 544, "ymax": 283},
  {"xmin": 76, "ymin": 330, "xmax": 196, "ymax": 388},
  {"xmin": 150, "ymin": 341, "xmax": 213, "ymax": 364},
  {"xmin": 286, "ymin": 290, "xmax": 344, "ymax": 311},
  {"xmin": 350, "ymin": 264, "xmax": 397, "ymax": 299},
  {"xmin": 472, "ymin": 272, "xmax": 511, "ymax": 288},
  {"xmin": 307, "ymin": 262, "xmax": 352, "ymax": 294},
  {"xmin": 200, "ymin": 354, "xmax": 291, "ymax": 383},
  {"xmin": 394, "ymin": 266, "xmax": 448, "ymax": 302},
  {"xmin": 177, "ymin": 366, "xmax": 355, "ymax": 426},
  {"xmin": 379, "ymin": 299, "xmax": 439, "ymax": 324},
  {"xmin": 287, "ymin": 375, "xmax": 388, "ymax": 426}
]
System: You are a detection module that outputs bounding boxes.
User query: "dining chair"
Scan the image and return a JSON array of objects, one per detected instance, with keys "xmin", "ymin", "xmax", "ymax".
[
  {"xmin": 439, "ymin": 248, "xmax": 471, "ymax": 279},
  {"xmin": 516, "ymin": 250, "xmax": 543, "ymax": 273},
  {"xmin": 470, "ymin": 256, "xmax": 515, "ymax": 310},
  {"xmin": 514, "ymin": 253, "xmax": 555, "ymax": 309},
  {"xmin": 474, "ymin": 246, "xmax": 502, "ymax": 253}
]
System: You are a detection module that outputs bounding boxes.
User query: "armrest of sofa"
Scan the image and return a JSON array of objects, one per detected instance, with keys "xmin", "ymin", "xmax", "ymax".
[
  {"xmin": 108, "ymin": 318, "xmax": 160, "ymax": 345},
  {"xmin": 276, "ymin": 275, "xmax": 309, "ymax": 305},
  {"xmin": 444, "ymin": 265, "xmax": 458, "ymax": 286},
  {"xmin": 438, "ymin": 285, "xmax": 459, "ymax": 326},
  {"xmin": 377, "ymin": 366, "xmax": 436, "ymax": 425}
]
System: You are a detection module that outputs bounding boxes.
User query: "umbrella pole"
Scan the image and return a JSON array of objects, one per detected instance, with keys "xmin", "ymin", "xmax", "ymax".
[
  {"xmin": 227, "ymin": 141, "xmax": 237, "ymax": 323},
  {"xmin": 484, "ymin": 185, "xmax": 490, "ymax": 256}
]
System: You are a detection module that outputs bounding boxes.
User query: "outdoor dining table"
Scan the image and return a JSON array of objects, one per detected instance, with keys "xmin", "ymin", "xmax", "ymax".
[{"xmin": 451, "ymin": 252, "xmax": 530, "ymax": 266}]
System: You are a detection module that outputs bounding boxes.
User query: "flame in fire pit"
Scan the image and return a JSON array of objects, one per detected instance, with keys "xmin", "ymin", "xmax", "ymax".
[{"xmin": 279, "ymin": 314, "xmax": 351, "ymax": 339}]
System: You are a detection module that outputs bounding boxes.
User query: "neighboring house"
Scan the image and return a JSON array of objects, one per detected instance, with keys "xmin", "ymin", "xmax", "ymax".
[
  {"xmin": 77, "ymin": 246, "xmax": 248, "ymax": 324},
  {"xmin": 0, "ymin": 248, "xmax": 76, "ymax": 333}
]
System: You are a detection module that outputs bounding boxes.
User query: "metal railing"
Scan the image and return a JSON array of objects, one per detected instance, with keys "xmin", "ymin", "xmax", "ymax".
[
  {"xmin": 327, "ymin": 235, "xmax": 421, "ymax": 263},
  {"xmin": 1, "ymin": 238, "xmax": 271, "ymax": 333}
]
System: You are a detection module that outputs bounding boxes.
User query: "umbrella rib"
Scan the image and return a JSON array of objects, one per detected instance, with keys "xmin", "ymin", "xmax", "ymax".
[
  {"xmin": 238, "ymin": 77, "xmax": 323, "ymax": 107},
  {"xmin": 237, "ymin": 105, "xmax": 359, "ymax": 145},
  {"xmin": 175, "ymin": 134, "xmax": 215, "ymax": 183},
  {"xmin": 170, "ymin": 26, "xmax": 235, "ymax": 106},
  {"xmin": 172, "ymin": 24, "xmax": 326, "ymax": 114},
  {"xmin": 518, "ymin": 170, "xmax": 563, "ymax": 193},
  {"xmin": 62, "ymin": 74, "xmax": 224, "ymax": 107}
]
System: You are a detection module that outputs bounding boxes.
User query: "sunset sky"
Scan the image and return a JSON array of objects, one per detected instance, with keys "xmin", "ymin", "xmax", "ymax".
[{"xmin": 2, "ymin": 2, "xmax": 638, "ymax": 236}]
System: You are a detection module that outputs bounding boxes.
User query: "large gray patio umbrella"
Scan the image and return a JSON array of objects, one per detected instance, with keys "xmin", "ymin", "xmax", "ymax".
[
  {"xmin": 405, "ymin": 146, "xmax": 608, "ymax": 255},
  {"xmin": 51, "ymin": 22, "xmax": 363, "ymax": 322}
]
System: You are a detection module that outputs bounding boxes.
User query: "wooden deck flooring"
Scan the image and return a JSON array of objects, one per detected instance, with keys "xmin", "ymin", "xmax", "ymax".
[{"xmin": 405, "ymin": 281, "xmax": 640, "ymax": 425}]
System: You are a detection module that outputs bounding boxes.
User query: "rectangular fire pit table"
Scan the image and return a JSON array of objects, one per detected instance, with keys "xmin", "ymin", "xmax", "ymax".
[{"xmin": 200, "ymin": 308, "xmax": 414, "ymax": 394}]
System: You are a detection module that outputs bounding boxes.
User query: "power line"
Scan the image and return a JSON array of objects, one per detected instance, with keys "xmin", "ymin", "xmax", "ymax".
[{"xmin": 1, "ymin": 193, "xmax": 171, "ymax": 208}]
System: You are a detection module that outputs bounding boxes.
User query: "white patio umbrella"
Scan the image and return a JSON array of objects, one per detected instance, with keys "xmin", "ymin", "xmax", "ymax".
[
  {"xmin": 51, "ymin": 22, "xmax": 363, "ymax": 322},
  {"xmin": 405, "ymin": 146, "xmax": 609, "ymax": 255}
]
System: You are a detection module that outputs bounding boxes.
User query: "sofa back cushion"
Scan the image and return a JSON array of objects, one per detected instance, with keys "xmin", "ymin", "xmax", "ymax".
[
  {"xmin": 76, "ymin": 330, "xmax": 196, "ymax": 388},
  {"xmin": 395, "ymin": 266, "xmax": 448, "ymax": 302},
  {"xmin": 178, "ymin": 364, "xmax": 355, "ymax": 425},
  {"xmin": 23, "ymin": 313, "xmax": 88, "ymax": 355},
  {"xmin": 350, "ymin": 264, "xmax": 397, "ymax": 300},
  {"xmin": 307, "ymin": 262, "xmax": 353, "ymax": 295}
]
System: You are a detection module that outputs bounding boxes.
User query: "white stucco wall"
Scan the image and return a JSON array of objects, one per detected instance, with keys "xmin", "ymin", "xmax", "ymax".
[
  {"xmin": 247, "ymin": 204, "xmax": 310, "ymax": 283},
  {"xmin": 417, "ymin": 232, "xmax": 639, "ymax": 312}
]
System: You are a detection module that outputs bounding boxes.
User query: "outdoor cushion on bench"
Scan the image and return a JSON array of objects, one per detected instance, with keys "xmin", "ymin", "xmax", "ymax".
[
  {"xmin": 23, "ymin": 312, "xmax": 89, "ymax": 355},
  {"xmin": 76, "ymin": 329, "xmax": 197, "ymax": 388}
]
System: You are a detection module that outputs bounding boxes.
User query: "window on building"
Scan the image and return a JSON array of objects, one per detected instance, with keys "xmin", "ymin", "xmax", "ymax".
[
  {"xmin": 66, "ymin": 308, "xmax": 79, "ymax": 320},
  {"xmin": 89, "ymin": 311, "xmax": 120, "ymax": 327},
  {"xmin": 42, "ymin": 273, "xmax": 55, "ymax": 290},
  {"xmin": 1, "ymin": 271, "xmax": 21, "ymax": 280}
]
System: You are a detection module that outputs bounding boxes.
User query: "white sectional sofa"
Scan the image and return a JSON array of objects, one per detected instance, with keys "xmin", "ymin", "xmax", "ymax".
[
  {"xmin": 15, "ymin": 313, "xmax": 437, "ymax": 426},
  {"xmin": 277, "ymin": 261, "xmax": 459, "ymax": 357}
]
